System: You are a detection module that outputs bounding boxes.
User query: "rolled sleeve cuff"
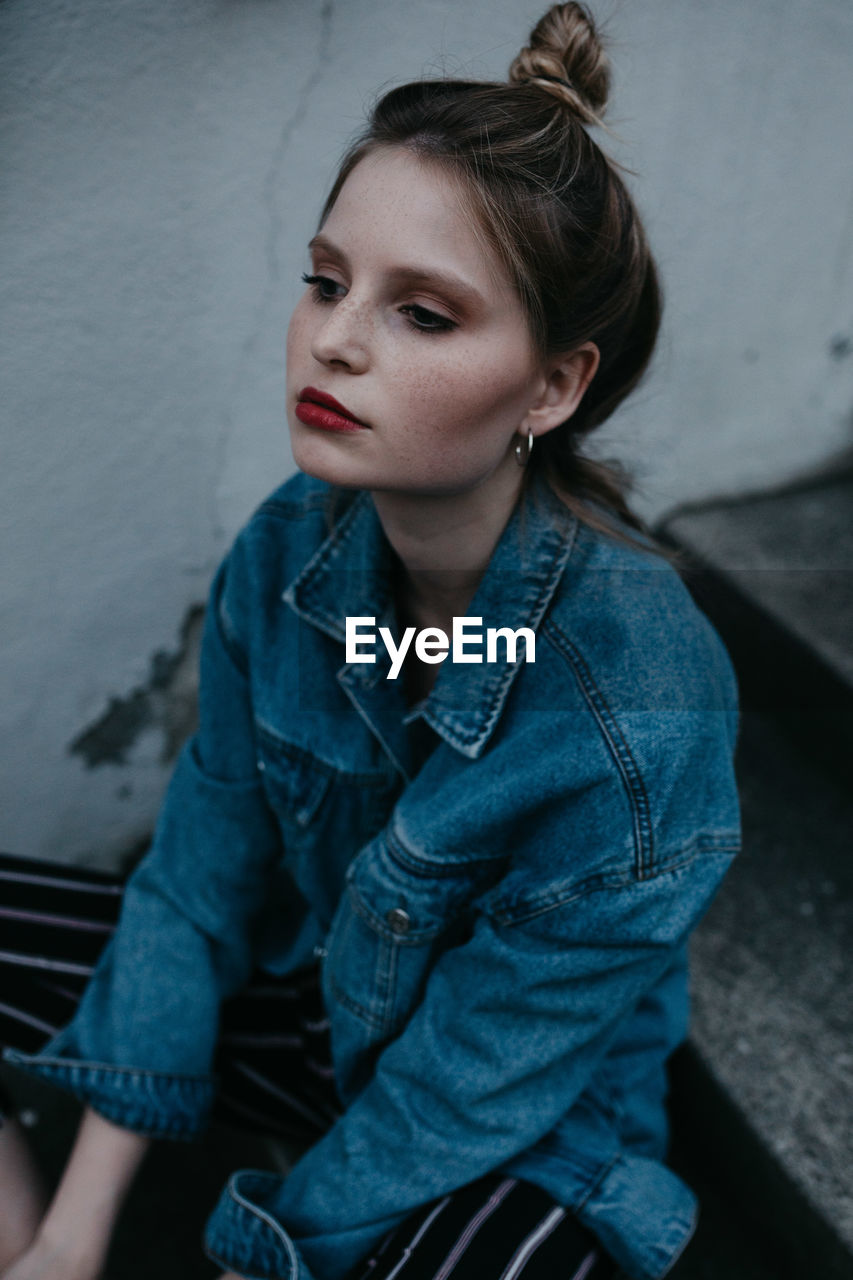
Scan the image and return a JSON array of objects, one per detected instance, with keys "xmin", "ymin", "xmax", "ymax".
[
  {"xmin": 204, "ymin": 1171, "xmax": 315, "ymax": 1280},
  {"xmin": 576, "ymin": 1153, "xmax": 698, "ymax": 1280},
  {"xmin": 1, "ymin": 1046, "xmax": 215, "ymax": 1140}
]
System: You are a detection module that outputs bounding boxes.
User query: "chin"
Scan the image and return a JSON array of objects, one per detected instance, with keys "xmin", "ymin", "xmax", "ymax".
[{"xmin": 290, "ymin": 434, "xmax": 373, "ymax": 490}]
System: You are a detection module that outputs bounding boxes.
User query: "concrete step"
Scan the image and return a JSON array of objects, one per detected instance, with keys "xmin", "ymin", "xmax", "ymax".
[
  {"xmin": 657, "ymin": 469, "xmax": 853, "ymax": 1278},
  {"xmin": 671, "ymin": 707, "xmax": 853, "ymax": 1279},
  {"xmin": 657, "ymin": 464, "xmax": 853, "ymax": 782}
]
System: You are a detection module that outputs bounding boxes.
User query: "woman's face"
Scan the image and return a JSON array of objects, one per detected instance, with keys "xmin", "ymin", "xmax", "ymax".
[{"xmin": 285, "ymin": 146, "xmax": 548, "ymax": 498}]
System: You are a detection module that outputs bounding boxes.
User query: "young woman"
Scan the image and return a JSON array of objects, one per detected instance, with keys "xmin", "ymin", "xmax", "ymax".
[{"xmin": 0, "ymin": 5, "xmax": 741, "ymax": 1279}]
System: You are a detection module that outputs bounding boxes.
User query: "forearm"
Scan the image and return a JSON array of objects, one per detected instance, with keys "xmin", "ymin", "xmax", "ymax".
[{"xmin": 37, "ymin": 1106, "xmax": 150, "ymax": 1273}]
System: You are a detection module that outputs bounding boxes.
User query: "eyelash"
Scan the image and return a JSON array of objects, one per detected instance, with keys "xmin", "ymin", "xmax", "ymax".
[{"xmin": 300, "ymin": 272, "xmax": 457, "ymax": 335}]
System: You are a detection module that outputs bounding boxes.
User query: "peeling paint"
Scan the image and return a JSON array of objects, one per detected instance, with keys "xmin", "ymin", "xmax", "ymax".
[{"xmin": 68, "ymin": 605, "xmax": 204, "ymax": 768}]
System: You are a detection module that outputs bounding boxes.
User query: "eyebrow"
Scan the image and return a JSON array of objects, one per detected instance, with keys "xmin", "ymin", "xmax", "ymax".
[{"xmin": 307, "ymin": 233, "xmax": 486, "ymax": 309}]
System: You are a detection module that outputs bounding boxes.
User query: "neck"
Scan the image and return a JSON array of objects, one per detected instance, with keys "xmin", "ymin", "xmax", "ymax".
[{"xmin": 371, "ymin": 464, "xmax": 526, "ymax": 627}]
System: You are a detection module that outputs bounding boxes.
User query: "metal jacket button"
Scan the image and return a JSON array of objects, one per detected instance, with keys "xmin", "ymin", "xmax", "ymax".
[{"xmin": 386, "ymin": 907, "xmax": 410, "ymax": 935}]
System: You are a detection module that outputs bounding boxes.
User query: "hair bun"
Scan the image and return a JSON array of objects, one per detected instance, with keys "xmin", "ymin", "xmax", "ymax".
[{"xmin": 508, "ymin": 3, "xmax": 610, "ymax": 125}]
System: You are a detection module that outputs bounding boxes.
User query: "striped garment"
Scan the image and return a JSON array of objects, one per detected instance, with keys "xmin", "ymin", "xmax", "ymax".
[{"xmin": 0, "ymin": 851, "xmax": 617, "ymax": 1279}]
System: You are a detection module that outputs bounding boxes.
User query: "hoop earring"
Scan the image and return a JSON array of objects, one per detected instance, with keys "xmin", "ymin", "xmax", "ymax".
[{"xmin": 514, "ymin": 427, "xmax": 533, "ymax": 467}]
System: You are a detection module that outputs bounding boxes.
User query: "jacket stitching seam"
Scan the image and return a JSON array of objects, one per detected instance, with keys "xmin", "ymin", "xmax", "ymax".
[
  {"xmin": 228, "ymin": 1175, "xmax": 298, "ymax": 1271},
  {"xmin": 572, "ymin": 1152, "xmax": 621, "ymax": 1212},
  {"xmin": 386, "ymin": 826, "xmax": 507, "ymax": 878},
  {"xmin": 376, "ymin": 932, "xmax": 398, "ymax": 1039},
  {"xmin": 4, "ymin": 1051, "xmax": 212, "ymax": 1083},
  {"xmin": 487, "ymin": 844, "xmax": 737, "ymax": 925},
  {"xmin": 327, "ymin": 974, "xmax": 384, "ymax": 1029},
  {"xmin": 542, "ymin": 620, "xmax": 654, "ymax": 877},
  {"xmin": 346, "ymin": 878, "xmax": 447, "ymax": 944},
  {"xmin": 255, "ymin": 729, "xmax": 391, "ymax": 787},
  {"xmin": 659, "ymin": 1199, "xmax": 700, "ymax": 1275}
]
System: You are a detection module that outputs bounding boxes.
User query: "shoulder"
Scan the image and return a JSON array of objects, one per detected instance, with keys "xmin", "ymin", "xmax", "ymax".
[{"xmin": 545, "ymin": 517, "xmax": 738, "ymax": 729}]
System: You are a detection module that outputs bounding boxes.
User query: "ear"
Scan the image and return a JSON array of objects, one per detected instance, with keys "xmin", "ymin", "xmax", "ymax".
[{"xmin": 523, "ymin": 343, "xmax": 600, "ymax": 439}]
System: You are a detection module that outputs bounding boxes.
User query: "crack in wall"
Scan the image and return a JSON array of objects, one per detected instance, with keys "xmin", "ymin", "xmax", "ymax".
[
  {"xmin": 68, "ymin": 604, "xmax": 204, "ymax": 768},
  {"xmin": 261, "ymin": 0, "xmax": 335, "ymax": 293},
  {"xmin": 66, "ymin": 8, "xmax": 338, "ymax": 776},
  {"xmin": 211, "ymin": 0, "xmax": 336, "ymax": 540},
  {"xmin": 231, "ymin": 0, "xmax": 336, "ymax": 372}
]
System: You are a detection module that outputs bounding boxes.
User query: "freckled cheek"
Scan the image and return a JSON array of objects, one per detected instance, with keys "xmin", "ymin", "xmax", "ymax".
[{"xmin": 402, "ymin": 354, "xmax": 534, "ymax": 440}]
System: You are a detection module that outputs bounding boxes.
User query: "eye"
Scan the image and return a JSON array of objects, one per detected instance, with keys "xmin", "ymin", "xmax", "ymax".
[
  {"xmin": 301, "ymin": 272, "xmax": 344, "ymax": 302},
  {"xmin": 300, "ymin": 272, "xmax": 457, "ymax": 336},
  {"xmin": 400, "ymin": 304, "xmax": 457, "ymax": 335}
]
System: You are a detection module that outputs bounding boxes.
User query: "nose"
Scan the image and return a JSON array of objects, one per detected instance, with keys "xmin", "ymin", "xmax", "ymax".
[{"xmin": 310, "ymin": 294, "xmax": 370, "ymax": 373}]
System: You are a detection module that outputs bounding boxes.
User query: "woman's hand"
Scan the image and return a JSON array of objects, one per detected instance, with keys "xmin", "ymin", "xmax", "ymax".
[
  {"xmin": 0, "ymin": 1107, "xmax": 149, "ymax": 1280},
  {"xmin": 0, "ymin": 1112, "xmax": 48, "ymax": 1273},
  {"xmin": 0, "ymin": 1233, "xmax": 98, "ymax": 1280}
]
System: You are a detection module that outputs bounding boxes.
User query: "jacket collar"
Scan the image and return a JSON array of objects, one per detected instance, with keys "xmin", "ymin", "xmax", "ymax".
[{"xmin": 283, "ymin": 472, "xmax": 578, "ymax": 761}]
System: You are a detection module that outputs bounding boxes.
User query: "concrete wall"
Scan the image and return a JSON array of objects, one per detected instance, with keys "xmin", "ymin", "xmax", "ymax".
[{"xmin": 2, "ymin": 0, "xmax": 852, "ymax": 868}]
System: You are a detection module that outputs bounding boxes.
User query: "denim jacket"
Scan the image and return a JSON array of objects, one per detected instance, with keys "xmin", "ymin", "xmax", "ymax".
[{"xmin": 5, "ymin": 470, "xmax": 741, "ymax": 1280}]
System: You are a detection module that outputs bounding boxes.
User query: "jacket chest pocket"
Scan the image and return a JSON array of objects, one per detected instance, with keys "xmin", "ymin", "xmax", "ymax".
[
  {"xmin": 323, "ymin": 837, "xmax": 482, "ymax": 1051},
  {"xmin": 255, "ymin": 732, "xmax": 403, "ymax": 906}
]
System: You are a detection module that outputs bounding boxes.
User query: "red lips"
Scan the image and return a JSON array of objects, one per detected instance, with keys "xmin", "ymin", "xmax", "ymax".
[{"xmin": 297, "ymin": 386, "xmax": 368, "ymax": 427}]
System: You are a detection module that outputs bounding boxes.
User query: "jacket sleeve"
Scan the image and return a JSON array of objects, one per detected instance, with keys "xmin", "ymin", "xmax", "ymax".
[
  {"xmin": 3, "ymin": 545, "xmax": 284, "ymax": 1139},
  {"xmin": 203, "ymin": 725, "xmax": 739, "ymax": 1280}
]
